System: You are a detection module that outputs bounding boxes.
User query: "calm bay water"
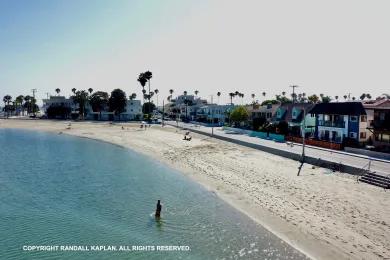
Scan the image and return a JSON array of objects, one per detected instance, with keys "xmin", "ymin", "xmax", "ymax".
[{"xmin": 0, "ymin": 128, "xmax": 308, "ymax": 259}]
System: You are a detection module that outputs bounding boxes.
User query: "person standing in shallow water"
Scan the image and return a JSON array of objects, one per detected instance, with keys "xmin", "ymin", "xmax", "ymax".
[{"xmin": 155, "ymin": 200, "xmax": 162, "ymax": 218}]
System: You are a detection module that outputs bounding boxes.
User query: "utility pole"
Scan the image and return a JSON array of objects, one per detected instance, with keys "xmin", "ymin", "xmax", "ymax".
[
  {"xmin": 290, "ymin": 85, "xmax": 299, "ymax": 104},
  {"xmin": 210, "ymin": 95, "xmax": 214, "ymax": 136},
  {"xmin": 298, "ymin": 107, "xmax": 306, "ymax": 176},
  {"xmin": 162, "ymin": 99, "xmax": 165, "ymax": 126},
  {"xmin": 32, "ymin": 89, "xmax": 37, "ymax": 117}
]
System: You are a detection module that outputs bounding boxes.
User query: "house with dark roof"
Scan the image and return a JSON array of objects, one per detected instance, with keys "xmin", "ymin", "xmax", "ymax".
[
  {"xmin": 272, "ymin": 103, "xmax": 316, "ymax": 136},
  {"xmin": 309, "ymin": 102, "xmax": 367, "ymax": 144}
]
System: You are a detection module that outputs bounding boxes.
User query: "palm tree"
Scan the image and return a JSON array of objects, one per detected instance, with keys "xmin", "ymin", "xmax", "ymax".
[
  {"xmin": 217, "ymin": 91, "xmax": 221, "ymax": 104},
  {"xmin": 229, "ymin": 92, "xmax": 235, "ymax": 105},
  {"xmin": 343, "ymin": 95, "xmax": 348, "ymax": 101},
  {"xmin": 352, "ymin": 97, "xmax": 356, "ymax": 101},
  {"xmin": 144, "ymin": 71, "xmax": 153, "ymax": 101},
  {"xmin": 55, "ymin": 88, "xmax": 61, "ymax": 96},
  {"xmin": 169, "ymin": 89, "xmax": 174, "ymax": 96},
  {"xmin": 360, "ymin": 93, "xmax": 366, "ymax": 100},
  {"xmin": 72, "ymin": 88, "xmax": 77, "ymax": 94},
  {"xmin": 262, "ymin": 92, "xmax": 266, "ymax": 101},
  {"xmin": 335, "ymin": 95, "xmax": 339, "ymax": 102},
  {"xmin": 239, "ymin": 93, "xmax": 244, "ymax": 104},
  {"xmin": 183, "ymin": 91, "xmax": 187, "ymax": 96},
  {"xmin": 154, "ymin": 89, "xmax": 159, "ymax": 108},
  {"xmin": 129, "ymin": 93, "xmax": 137, "ymax": 100},
  {"xmin": 251, "ymin": 93, "xmax": 255, "ymax": 102},
  {"xmin": 366, "ymin": 93, "xmax": 372, "ymax": 100},
  {"xmin": 89, "ymin": 91, "xmax": 109, "ymax": 120},
  {"xmin": 194, "ymin": 90, "xmax": 199, "ymax": 97},
  {"xmin": 15, "ymin": 95, "xmax": 24, "ymax": 115},
  {"xmin": 71, "ymin": 90, "xmax": 89, "ymax": 119},
  {"xmin": 2, "ymin": 95, "xmax": 12, "ymax": 118},
  {"xmin": 282, "ymin": 91, "xmax": 286, "ymax": 96},
  {"xmin": 88, "ymin": 88, "xmax": 93, "ymax": 94}
]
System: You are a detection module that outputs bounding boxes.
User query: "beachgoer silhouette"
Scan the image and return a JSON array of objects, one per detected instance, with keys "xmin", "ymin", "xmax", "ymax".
[{"xmin": 155, "ymin": 200, "xmax": 162, "ymax": 218}]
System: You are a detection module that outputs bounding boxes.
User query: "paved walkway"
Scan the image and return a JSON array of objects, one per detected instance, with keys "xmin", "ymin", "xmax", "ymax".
[{"xmin": 166, "ymin": 121, "xmax": 390, "ymax": 176}]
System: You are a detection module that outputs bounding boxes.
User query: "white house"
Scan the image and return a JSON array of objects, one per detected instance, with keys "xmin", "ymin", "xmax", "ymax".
[
  {"xmin": 42, "ymin": 96, "xmax": 76, "ymax": 114},
  {"xmin": 195, "ymin": 104, "xmax": 233, "ymax": 125}
]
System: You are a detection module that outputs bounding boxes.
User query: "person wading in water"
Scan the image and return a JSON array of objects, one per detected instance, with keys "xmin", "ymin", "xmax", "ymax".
[{"xmin": 155, "ymin": 200, "xmax": 162, "ymax": 218}]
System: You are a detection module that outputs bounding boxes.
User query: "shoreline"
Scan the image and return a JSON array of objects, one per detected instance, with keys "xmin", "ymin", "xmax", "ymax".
[{"xmin": 1, "ymin": 119, "xmax": 389, "ymax": 260}]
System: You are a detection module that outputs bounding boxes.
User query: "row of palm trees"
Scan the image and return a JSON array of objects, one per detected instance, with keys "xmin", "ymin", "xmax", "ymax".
[{"xmin": 2, "ymin": 94, "xmax": 37, "ymax": 117}]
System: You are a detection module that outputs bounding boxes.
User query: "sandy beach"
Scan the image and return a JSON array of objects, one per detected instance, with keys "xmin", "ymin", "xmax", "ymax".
[{"xmin": 1, "ymin": 119, "xmax": 389, "ymax": 260}]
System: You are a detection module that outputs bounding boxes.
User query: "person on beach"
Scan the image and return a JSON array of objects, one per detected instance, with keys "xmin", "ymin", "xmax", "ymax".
[{"xmin": 155, "ymin": 200, "xmax": 162, "ymax": 218}]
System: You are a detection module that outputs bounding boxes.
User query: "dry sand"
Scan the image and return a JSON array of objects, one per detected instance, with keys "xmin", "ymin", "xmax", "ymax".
[{"xmin": 1, "ymin": 119, "xmax": 389, "ymax": 260}]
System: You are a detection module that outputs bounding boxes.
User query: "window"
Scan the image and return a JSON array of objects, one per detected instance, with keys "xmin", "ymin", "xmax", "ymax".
[
  {"xmin": 380, "ymin": 112, "xmax": 385, "ymax": 120},
  {"xmin": 360, "ymin": 115, "xmax": 367, "ymax": 122},
  {"xmin": 360, "ymin": 132, "xmax": 366, "ymax": 139},
  {"xmin": 350, "ymin": 116, "xmax": 357, "ymax": 122},
  {"xmin": 349, "ymin": 132, "xmax": 357, "ymax": 138},
  {"xmin": 382, "ymin": 134, "xmax": 390, "ymax": 143}
]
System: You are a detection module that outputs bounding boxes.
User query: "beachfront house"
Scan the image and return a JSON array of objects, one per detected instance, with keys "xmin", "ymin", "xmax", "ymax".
[
  {"xmin": 310, "ymin": 102, "xmax": 367, "ymax": 145},
  {"xmin": 271, "ymin": 103, "xmax": 316, "ymax": 137},
  {"xmin": 364, "ymin": 98, "xmax": 390, "ymax": 151},
  {"xmin": 250, "ymin": 103, "xmax": 281, "ymax": 123},
  {"xmin": 42, "ymin": 96, "xmax": 76, "ymax": 119},
  {"xmin": 86, "ymin": 99, "xmax": 142, "ymax": 121},
  {"xmin": 167, "ymin": 94, "xmax": 207, "ymax": 121},
  {"xmin": 195, "ymin": 104, "xmax": 233, "ymax": 125}
]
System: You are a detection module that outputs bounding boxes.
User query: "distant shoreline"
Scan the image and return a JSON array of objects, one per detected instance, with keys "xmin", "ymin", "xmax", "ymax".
[{"xmin": 1, "ymin": 119, "xmax": 389, "ymax": 260}]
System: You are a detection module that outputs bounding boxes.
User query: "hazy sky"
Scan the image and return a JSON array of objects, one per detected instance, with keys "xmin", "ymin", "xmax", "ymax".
[{"xmin": 1, "ymin": 0, "xmax": 389, "ymax": 105}]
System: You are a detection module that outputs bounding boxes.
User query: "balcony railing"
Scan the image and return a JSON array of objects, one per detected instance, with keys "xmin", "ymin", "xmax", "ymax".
[{"xmin": 318, "ymin": 120, "xmax": 345, "ymax": 128}]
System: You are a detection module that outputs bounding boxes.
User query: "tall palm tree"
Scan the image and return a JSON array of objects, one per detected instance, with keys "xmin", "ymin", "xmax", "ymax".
[
  {"xmin": 262, "ymin": 92, "xmax": 266, "ymax": 100},
  {"xmin": 169, "ymin": 89, "xmax": 174, "ymax": 96},
  {"xmin": 335, "ymin": 95, "xmax": 339, "ymax": 102},
  {"xmin": 251, "ymin": 93, "xmax": 255, "ymax": 103},
  {"xmin": 154, "ymin": 89, "xmax": 159, "ymax": 107},
  {"xmin": 71, "ymin": 90, "xmax": 89, "ymax": 119},
  {"xmin": 352, "ymin": 97, "xmax": 356, "ymax": 101},
  {"xmin": 183, "ymin": 91, "xmax": 187, "ymax": 96},
  {"xmin": 366, "ymin": 93, "xmax": 372, "ymax": 100},
  {"xmin": 194, "ymin": 90, "xmax": 199, "ymax": 97},
  {"xmin": 239, "ymin": 93, "xmax": 244, "ymax": 104},
  {"xmin": 88, "ymin": 88, "xmax": 93, "ymax": 94},
  {"xmin": 72, "ymin": 88, "xmax": 77, "ymax": 94},
  {"xmin": 3, "ymin": 95, "xmax": 12, "ymax": 118},
  {"xmin": 343, "ymin": 95, "xmax": 348, "ymax": 101},
  {"xmin": 282, "ymin": 91, "xmax": 286, "ymax": 96},
  {"xmin": 144, "ymin": 71, "xmax": 153, "ymax": 101},
  {"xmin": 55, "ymin": 88, "xmax": 61, "ymax": 96},
  {"xmin": 15, "ymin": 95, "xmax": 24, "ymax": 115},
  {"xmin": 217, "ymin": 91, "xmax": 221, "ymax": 104},
  {"xmin": 229, "ymin": 92, "xmax": 235, "ymax": 105}
]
